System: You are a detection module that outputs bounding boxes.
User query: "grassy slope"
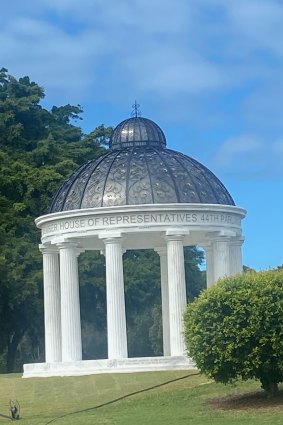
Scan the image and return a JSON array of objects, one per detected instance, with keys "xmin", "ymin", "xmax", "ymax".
[{"xmin": 0, "ymin": 371, "xmax": 282, "ymax": 425}]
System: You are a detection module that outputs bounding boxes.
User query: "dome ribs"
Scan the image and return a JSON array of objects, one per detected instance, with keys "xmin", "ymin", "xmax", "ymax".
[
  {"xmin": 100, "ymin": 150, "xmax": 125, "ymax": 207},
  {"xmin": 151, "ymin": 147, "xmax": 179, "ymax": 203},
  {"xmin": 49, "ymin": 116, "xmax": 235, "ymax": 212},
  {"xmin": 143, "ymin": 148, "xmax": 156, "ymax": 203},
  {"xmin": 127, "ymin": 148, "xmax": 154, "ymax": 205},
  {"xmin": 177, "ymin": 151, "xmax": 234, "ymax": 205},
  {"xmin": 125, "ymin": 147, "xmax": 136, "ymax": 205},
  {"xmin": 50, "ymin": 162, "xmax": 90, "ymax": 213},
  {"xmin": 79, "ymin": 150, "xmax": 115, "ymax": 209},
  {"xmin": 163, "ymin": 149, "xmax": 202, "ymax": 203}
]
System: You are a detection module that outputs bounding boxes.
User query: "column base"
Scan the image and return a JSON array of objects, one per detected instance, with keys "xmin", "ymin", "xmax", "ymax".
[{"xmin": 23, "ymin": 356, "xmax": 196, "ymax": 378}]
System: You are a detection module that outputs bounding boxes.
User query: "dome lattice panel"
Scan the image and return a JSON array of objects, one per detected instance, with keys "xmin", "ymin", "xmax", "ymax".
[{"xmin": 50, "ymin": 146, "xmax": 234, "ymax": 212}]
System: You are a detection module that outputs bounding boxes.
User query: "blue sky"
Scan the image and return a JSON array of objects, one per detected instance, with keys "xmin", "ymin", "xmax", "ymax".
[{"xmin": 1, "ymin": 0, "xmax": 283, "ymax": 270}]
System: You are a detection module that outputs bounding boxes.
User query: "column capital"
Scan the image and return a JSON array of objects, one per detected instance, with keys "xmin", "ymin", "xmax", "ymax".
[
  {"xmin": 229, "ymin": 236, "xmax": 245, "ymax": 246},
  {"xmin": 154, "ymin": 246, "xmax": 167, "ymax": 257},
  {"xmin": 56, "ymin": 241, "xmax": 85, "ymax": 258},
  {"xmin": 39, "ymin": 244, "xmax": 58, "ymax": 254},
  {"xmin": 211, "ymin": 232, "xmax": 234, "ymax": 243},
  {"xmin": 165, "ymin": 234, "xmax": 185, "ymax": 242},
  {"xmin": 101, "ymin": 237, "xmax": 127, "ymax": 255},
  {"xmin": 102, "ymin": 237, "xmax": 122, "ymax": 245},
  {"xmin": 98, "ymin": 231, "xmax": 122, "ymax": 241},
  {"xmin": 206, "ymin": 230, "xmax": 237, "ymax": 241},
  {"xmin": 200, "ymin": 241, "xmax": 213, "ymax": 250},
  {"xmin": 99, "ymin": 235, "xmax": 123, "ymax": 245},
  {"xmin": 76, "ymin": 247, "xmax": 85, "ymax": 257},
  {"xmin": 213, "ymin": 235, "xmax": 233, "ymax": 244},
  {"xmin": 101, "ymin": 246, "xmax": 126, "ymax": 255},
  {"xmin": 56, "ymin": 241, "xmax": 78, "ymax": 250}
]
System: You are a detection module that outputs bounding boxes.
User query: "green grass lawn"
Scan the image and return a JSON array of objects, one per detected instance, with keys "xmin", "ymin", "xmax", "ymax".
[{"xmin": 0, "ymin": 370, "xmax": 282, "ymax": 424}]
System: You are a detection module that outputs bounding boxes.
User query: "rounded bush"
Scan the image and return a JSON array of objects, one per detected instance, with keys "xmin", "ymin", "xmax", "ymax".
[{"xmin": 184, "ymin": 269, "xmax": 283, "ymax": 395}]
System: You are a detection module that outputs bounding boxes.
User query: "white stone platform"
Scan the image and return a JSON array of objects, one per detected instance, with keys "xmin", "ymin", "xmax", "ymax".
[{"xmin": 23, "ymin": 356, "xmax": 196, "ymax": 378}]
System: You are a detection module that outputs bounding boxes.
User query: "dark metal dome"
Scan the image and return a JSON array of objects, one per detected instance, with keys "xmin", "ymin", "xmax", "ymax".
[
  {"xmin": 50, "ymin": 117, "xmax": 235, "ymax": 212},
  {"xmin": 110, "ymin": 117, "xmax": 166, "ymax": 149}
]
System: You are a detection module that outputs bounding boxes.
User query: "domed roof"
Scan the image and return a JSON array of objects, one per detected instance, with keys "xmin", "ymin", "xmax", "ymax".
[
  {"xmin": 50, "ymin": 116, "xmax": 235, "ymax": 213},
  {"xmin": 110, "ymin": 117, "xmax": 166, "ymax": 149}
]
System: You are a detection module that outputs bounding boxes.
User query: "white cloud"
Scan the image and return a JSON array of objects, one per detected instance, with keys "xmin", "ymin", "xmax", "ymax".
[
  {"xmin": 1, "ymin": 0, "xmax": 283, "ymax": 103},
  {"xmin": 1, "ymin": 0, "xmax": 283, "ymax": 175},
  {"xmin": 0, "ymin": 14, "xmax": 111, "ymax": 101},
  {"xmin": 210, "ymin": 134, "xmax": 283, "ymax": 179},
  {"xmin": 212, "ymin": 134, "xmax": 262, "ymax": 165},
  {"xmin": 272, "ymin": 140, "xmax": 283, "ymax": 154},
  {"xmin": 224, "ymin": 0, "xmax": 283, "ymax": 55}
]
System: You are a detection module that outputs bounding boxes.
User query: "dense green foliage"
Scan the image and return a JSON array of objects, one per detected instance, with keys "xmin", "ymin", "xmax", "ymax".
[
  {"xmin": 0, "ymin": 68, "xmax": 205, "ymax": 372},
  {"xmin": 184, "ymin": 269, "xmax": 283, "ymax": 396},
  {"xmin": 0, "ymin": 68, "xmax": 110, "ymax": 371}
]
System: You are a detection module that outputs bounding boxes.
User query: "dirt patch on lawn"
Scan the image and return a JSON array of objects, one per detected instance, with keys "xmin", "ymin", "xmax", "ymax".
[{"xmin": 210, "ymin": 389, "xmax": 283, "ymax": 410}]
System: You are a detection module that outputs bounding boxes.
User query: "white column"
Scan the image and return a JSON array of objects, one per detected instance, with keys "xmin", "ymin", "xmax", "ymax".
[
  {"xmin": 202, "ymin": 242, "xmax": 215, "ymax": 288},
  {"xmin": 229, "ymin": 237, "xmax": 244, "ymax": 276},
  {"xmin": 58, "ymin": 242, "xmax": 82, "ymax": 362},
  {"xmin": 104, "ymin": 238, "xmax": 128, "ymax": 359},
  {"xmin": 166, "ymin": 235, "xmax": 187, "ymax": 356},
  {"xmin": 40, "ymin": 245, "xmax": 62, "ymax": 363},
  {"xmin": 213, "ymin": 238, "xmax": 231, "ymax": 282},
  {"xmin": 155, "ymin": 247, "xmax": 170, "ymax": 356}
]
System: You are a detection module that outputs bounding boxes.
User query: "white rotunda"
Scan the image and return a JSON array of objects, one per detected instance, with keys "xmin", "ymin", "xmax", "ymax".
[{"xmin": 23, "ymin": 114, "xmax": 246, "ymax": 378}]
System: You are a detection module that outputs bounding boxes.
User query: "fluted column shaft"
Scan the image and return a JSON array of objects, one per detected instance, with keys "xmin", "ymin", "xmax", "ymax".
[
  {"xmin": 229, "ymin": 237, "xmax": 244, "ymax": 276},
  {"xmin": 58, "ymin": 243, "xmax": 82, "ymax": 362},
  {"xmin": 155, "ymin": 248, "xmax": 170, "ymax": 356},
  {"xmin": 166, "ymin": 236, "xmax": 187, "ymax": 356},
  {"xmin": 202, "ymin": 243, "xmax": 215, "ymax": 288},
  {"xmin": 104, "ymin": 238, "xmax": 128, "ymax": 359},
  {"xmin": 213, "ymin": 238, "xmax": 231, "ymax": 282},
  {"xmin": 41, "ymin": 246, "xmax": 62, "ymax": 362}
]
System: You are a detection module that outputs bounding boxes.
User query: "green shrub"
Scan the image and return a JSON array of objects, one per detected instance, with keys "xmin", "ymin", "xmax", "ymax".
[{"xmin": 184, "ymin": 269, "xmax": 283, "ymax": 396}]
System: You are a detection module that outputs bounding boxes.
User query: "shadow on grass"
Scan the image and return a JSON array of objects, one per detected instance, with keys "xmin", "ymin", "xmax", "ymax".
[
  {"xmin": 210, "ymin": 389, "xmax": 283, "ymax": 410},
  {"xmin": 45, "ymin": 371, "xmax": 200, "ymax": 425}
]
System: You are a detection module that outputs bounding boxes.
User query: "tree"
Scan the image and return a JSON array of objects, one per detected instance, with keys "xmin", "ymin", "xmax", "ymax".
[
  {"xmin": 184, "ymin": 269, "xmax": 283, "ymax": 397},
  {"xmin": 0, "ymin": 67, "xmax": 111, "ymax": 371}
]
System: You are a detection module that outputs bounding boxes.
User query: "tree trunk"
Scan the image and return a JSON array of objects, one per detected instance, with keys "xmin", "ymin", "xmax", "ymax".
[
  {"xmin": 6, "ymin": 330, "xmax": 25, "ymax": 373},
  {"xmin": 260, "ymin": 377, "xmax": 279, "ymax": 397}
]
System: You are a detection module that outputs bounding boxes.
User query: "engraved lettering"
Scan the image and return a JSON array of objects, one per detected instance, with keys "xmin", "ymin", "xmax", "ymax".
[
  {"xmin": 116, "ymin": 215, "xmax": 123, "ymax": 223},
  {"xmin": 164, "ymin": 214, "xmax": 171, "ymax": 222},
  {"xmin": 103, "ymin": 217, "xmax": 110, "ymax": 225},
  {"xmin": 171, "ymin": 213, "xmax": 176, "ymax": 221},
  {"xmin": 144, "ymin": 214, "xmax": 150, "ymax": 223}
]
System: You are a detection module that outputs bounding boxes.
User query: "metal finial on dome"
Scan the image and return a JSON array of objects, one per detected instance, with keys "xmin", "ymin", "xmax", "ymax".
[{"xmin": 131, "ymin": 100, "xmax": 141, "ymax": 118}]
